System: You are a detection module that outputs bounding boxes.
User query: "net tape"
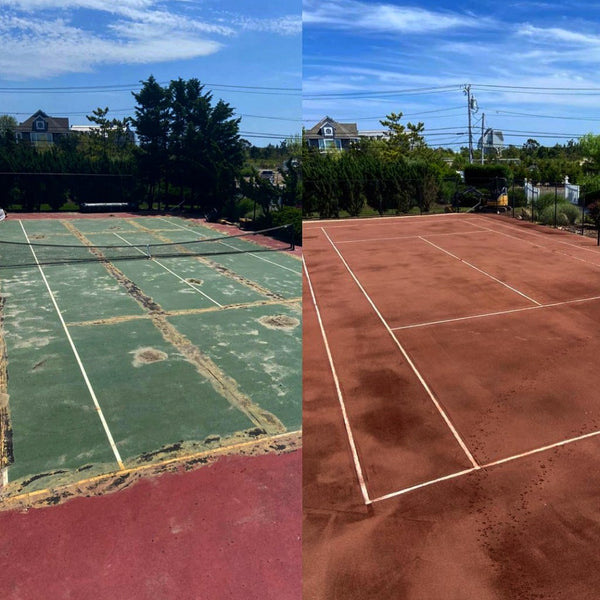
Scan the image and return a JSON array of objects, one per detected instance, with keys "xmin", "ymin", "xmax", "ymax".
[{"xmin": 0, "ymin": 224, "xmax": 294, "ymax": 268}]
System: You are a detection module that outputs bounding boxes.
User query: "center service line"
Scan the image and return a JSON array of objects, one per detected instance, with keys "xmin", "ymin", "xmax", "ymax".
[{"xmin": 419, "ymin": 236, "xmax": 542, "ymax": 306}]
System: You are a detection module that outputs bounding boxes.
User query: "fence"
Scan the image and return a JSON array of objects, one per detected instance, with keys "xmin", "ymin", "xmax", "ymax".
[{"xmin": 508, "ymin": 178, "xmax": 600, "ymax": 244}]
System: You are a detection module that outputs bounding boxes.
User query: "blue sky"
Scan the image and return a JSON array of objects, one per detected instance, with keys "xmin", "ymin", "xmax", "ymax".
[
  {"xmin": 303, "ymin": 0, "xmax": 600, "ymax": 149},
  {"xmin": 0, "ymin": 0, "xmax": 302, "ymax": 146}
]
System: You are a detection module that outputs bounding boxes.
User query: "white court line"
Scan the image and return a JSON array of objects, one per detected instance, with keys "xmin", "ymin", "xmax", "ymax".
[
  {"xmin": 371, "ymin": 427, "xmax": 600, "ymax": 504},
  {"xmin": 112, "ymin": 233, "xmax": 223, "ymax": 308},
  {"xmin": 419, "ymin": 236, "xmax": 543, "ymax": 306},
  {"xmin": 473, "ymin": 216, "xmax": 600, "ymax": 254},
  {"xmin": 321, "ymin": 227, "xmax": 480, "ymax": 470},
  {"xmin": 304, "ymin": 212, "xmax": 462, "ymax": 227},
  {"xmin": 159, "ymin": 217, "xmax": 301, "ymax": 275},
  {"xmin": 334, "ymin": 230, "xmax": 489, "ymax": 245},
  {"xmin": 303, "ymin": 257, "xmax": 371, "ymax": 505},
  {"xmin": 391, "ymin": 294, "xmax": 600, "ymax": 331},
  {"xmin": 19, "ymin": 221, "xmax": 125, "ymax": 471}
]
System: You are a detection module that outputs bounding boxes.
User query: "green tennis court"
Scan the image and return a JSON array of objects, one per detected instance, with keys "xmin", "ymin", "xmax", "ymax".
[{"xmin": 0, "ymin": 216, "xmax": 301, "ymax": 499}]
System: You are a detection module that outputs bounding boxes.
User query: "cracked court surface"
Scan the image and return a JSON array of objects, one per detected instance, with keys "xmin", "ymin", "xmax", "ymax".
[{"xmin": 0, "ymin": 215, "xmax": 301, "ymax": 503}]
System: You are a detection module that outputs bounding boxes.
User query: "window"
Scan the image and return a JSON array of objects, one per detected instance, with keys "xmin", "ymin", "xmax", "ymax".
[
  {"xmin": 34, "ymin": 119, "xmax": 46, "ymax": 131},
  {"xmin": 321, "ymin": 126, "xmax": 334, "ymax": 137},
  {"xmin": 318, "ymin": 138, "xmax": 341, "ymax": 151},
  {"xmin": 30, "ymin": 132, "xmax": 53, "ymax": 143}
]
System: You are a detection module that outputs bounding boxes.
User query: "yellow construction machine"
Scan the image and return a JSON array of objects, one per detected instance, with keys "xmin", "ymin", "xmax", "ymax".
[{"xmin": 451, "ymin": 176, "xmax": 509, "ymax": 213}]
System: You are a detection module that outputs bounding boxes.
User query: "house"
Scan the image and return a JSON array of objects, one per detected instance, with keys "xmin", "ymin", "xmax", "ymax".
[
  {"xmin": 70, "ymin": 124, "xmax": 136, "ymax": 145},
  {"xmin": 305, "ymin": 117, "xmax": 360, "ymax": 151},
  {"xmin": 15, "ymin": 110, "xmax": 71, "ymax": 146}
]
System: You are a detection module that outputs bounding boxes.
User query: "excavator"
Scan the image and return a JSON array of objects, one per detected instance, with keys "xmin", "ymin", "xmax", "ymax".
[{"xmin": 449, "ymin": 176, "xmax": 510, "ymax": 213}]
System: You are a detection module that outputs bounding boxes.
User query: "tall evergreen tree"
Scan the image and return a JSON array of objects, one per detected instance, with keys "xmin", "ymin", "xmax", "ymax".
[{"xmin": 131, "ymin": 75, "xmax": 170, "ymax": 209}]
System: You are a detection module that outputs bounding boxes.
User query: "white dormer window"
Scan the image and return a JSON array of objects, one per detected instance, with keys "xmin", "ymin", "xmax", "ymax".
[
  {"xmin": 35, "ymin": 119, "xmax": 46, "ymax": 130},
  {"xmin": 322, "ymin": 125, "xmax": 334, "ymax": 137}
]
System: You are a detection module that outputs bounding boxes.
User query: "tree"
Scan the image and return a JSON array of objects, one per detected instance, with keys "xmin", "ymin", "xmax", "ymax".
[
  {"xmin": 131, "ymin": 75, "xmax": 171, "ymax": 209},
  {"xmin": 84, "ymin": 107, "xmax": 134, "ymax": 164},
  {"xmin": 240, "ymin": 169, "xmax": 280, "ymax": 216},
  {"xmin": 279, "ymin": 157, "xmax": 301, "ymax": 207},
  {"xmin": 0, "ymin": 115, "xmax": 17, "ymax": 141},
  {"xmin": 579, "ymin": 133, "xmax": 600, "ymax": 173},
  {"xmin": 380, "ymin": 112, "xmax": 426, "ymax": 158},
  {"xmin": 523, "ymin": 139, "xmax": 541, "ymax": 154}
]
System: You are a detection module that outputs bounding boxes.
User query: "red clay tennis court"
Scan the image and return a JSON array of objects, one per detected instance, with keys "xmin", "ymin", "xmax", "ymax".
[{"xmin": 303, "ymin": 213, "xmax": 600, "ymax": 599}]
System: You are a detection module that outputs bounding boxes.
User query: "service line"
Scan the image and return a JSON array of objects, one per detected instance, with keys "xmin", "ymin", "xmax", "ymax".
[
  {"xmin": 303, "ymin": 212, "xmax": 463, "ymax": 227},
  {"xmin": 333, "ymin": 229, "xmax": 489, "ymax": 245},
  {"xmin": 19, "ymin": 220, "xmax": 125, "ymax": 471},
  {"xmin": 321, "ymin": 227, "xmax": 479, "ymax": 472},
  {"xmin": 303, "ymin": 257, "xmax": 371, "ymax": 505},
  {"xmin": 392, "ymin": 294, "xmax": 600, "ymax": 331}
]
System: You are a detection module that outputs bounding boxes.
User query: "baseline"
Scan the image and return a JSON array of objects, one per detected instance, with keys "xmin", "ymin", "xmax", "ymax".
[{"xmin": 372, "ymin": 427, "xmax": 600, "ymax": 504}]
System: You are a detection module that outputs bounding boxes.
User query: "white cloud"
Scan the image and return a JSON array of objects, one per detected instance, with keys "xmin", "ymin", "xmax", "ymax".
[
  {"xmin": 303, "ymin": 0, "xmax": 483, "ymax": 33},
  {"xmin": 237, "ymin": 15, "xmax": 301, "ymax": 36},
  {"xmin": 517, "ymin": 24, "xmax": 600, "ymax": 47},
  {"xmin": 0, "ymin": 1, "xmax": 296, "ymax": 79},
  {"xmin": 0, "ymin": 14, "xmax": 223, "ymax": 78}
]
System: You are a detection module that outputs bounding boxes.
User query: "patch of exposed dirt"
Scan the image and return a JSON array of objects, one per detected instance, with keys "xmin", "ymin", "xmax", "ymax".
[
  {"xmin": 0, "ymin": 296, "xmax": 12, "ymax": 470},
  {"xmin": 130, "ymin": 347, "xmax": 168, "ymax": 367},
  {"xmin": 185, "ymin": 278, "xmax": 203, "ymax": 285},
  {"xmin": 258, "ymin": 314, "xmax": 300, "ymax": 330}
]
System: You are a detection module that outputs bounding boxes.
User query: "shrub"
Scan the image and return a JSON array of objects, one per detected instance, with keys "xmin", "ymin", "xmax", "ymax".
[
  {"xmin": 271, "ymin": 206, "xmax": 302, "ymax": 246},
  {"xmin": 509, "ymin": 188, "xmax": 527, "ymax": 208},
  {"xmin": 538, "ymin": 201, "xmax": 580, "ymax": 226},
  {"xmin": 533, "ymin": 193, "xmax": 557, "ymax": 213}
]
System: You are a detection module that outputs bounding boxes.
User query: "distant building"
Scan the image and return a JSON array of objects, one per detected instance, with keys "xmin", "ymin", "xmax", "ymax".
[
  {"xmin": 70, "ymin": 124, "xmax": 136, "ymax": 145},
  {"xmin": 15, "ymin": 110, "xmax": 70, "ymax": 147},
  {"xmin": 358, "ymin": 130, "xmax": 390, "ymax": 140},
  {"xmin": 305, "ymin": 117, "xmax": 360, "ymax": 151},
  {"xmin": 478, "ymin": 128, "xmax": 504, "ymax": 156}
]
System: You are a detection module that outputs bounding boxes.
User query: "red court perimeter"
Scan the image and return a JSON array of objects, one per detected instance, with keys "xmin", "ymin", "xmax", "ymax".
[{"xmin": 303, "ymin": 213, "xmax": 600, "ymax": 600}]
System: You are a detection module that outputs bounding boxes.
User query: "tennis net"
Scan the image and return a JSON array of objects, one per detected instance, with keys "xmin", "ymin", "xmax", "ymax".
[{"xmin": 0, "ymin": 224, "xmax": 295, "ymax": 269}]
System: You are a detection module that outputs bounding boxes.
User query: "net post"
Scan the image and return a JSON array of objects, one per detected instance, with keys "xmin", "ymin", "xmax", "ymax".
[
  {"xmin": 145, "ymin": 244, "xmax": 151, "ymax": 259},
  {"xmin": 288, "ymin": 224, "xmax": 295, "ymax": 251}
]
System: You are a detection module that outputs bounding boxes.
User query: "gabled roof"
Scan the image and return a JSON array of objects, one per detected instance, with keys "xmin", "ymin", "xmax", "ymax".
[
  {"xmin": 17, "ymin": 110, "xmax": 70, "ymax": 133},
  {"xmin": 305, "ymin": 116, "xmax": 359, "ymax": 138}
]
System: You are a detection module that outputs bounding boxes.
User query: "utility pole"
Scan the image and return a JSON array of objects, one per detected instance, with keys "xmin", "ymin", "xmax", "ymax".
[
  {"xmin": 464, "ymin": 84, "xmax": 477, "ymax": 164},
  {"xmin": 481, "ymin": 112, "xmax": 485, "ymax": 165}
]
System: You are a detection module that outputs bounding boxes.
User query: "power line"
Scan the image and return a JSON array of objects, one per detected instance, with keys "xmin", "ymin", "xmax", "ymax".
[
  {"xmin": 0, "ymin": 81, "xmax": 301, "ymax": 95},
  {"xmin": 302, "ymin": 106, "xmax": 464, "ymax": 123},
  {"xmin": 492, "ymin": 109, "xmax": 600, "ymax": 122},
  {"xmin": 303, "ymin": 85, "xmax": 459, "ymax": 99},
  {"xmin": 474, "ymin": 83, "xmax": 600, "ymax": 91}
]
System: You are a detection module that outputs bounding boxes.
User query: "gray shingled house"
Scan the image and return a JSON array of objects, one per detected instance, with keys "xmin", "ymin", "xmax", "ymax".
[
  {"xmin": 305, "ymin": 116, "xmax": 359, "ymax": 151},
  {"xmin": 15, "ymin": 110, "xmax": 71, "ymax": 147}
]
